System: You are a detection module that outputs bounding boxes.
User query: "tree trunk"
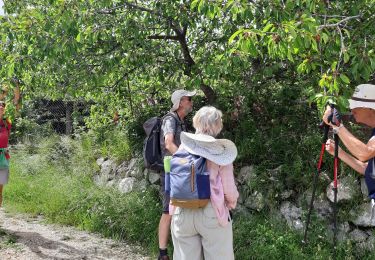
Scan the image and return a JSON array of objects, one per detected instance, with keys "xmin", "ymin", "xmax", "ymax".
[{"xmin": 65, "ymin": 101, "xmax": 73, "ymax": 135}]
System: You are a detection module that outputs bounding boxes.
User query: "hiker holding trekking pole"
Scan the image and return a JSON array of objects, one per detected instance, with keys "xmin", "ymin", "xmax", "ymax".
[{"xmin": 322, "ymin": 84, "xmax": 375, "ymax": 204}]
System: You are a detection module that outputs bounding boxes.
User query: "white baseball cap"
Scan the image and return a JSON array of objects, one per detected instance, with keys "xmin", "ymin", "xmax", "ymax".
[
  {"xmin": 170, "ymin": 89, "xmax": 196, "ymax": 112},
  {"xmin": 349, "ymin": 84, "xmax": 375, "ymax": 110}
]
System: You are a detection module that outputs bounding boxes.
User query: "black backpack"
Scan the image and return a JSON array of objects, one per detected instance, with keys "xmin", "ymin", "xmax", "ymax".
[{"xmin": 142, "ymin": 112, "xmax": 178, "ymax": 171}]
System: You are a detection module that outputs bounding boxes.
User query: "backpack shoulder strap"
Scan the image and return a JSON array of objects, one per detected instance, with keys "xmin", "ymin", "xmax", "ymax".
[{"xmin": 162, "ymin": 112, "xmax": 180, "ymax": 130}]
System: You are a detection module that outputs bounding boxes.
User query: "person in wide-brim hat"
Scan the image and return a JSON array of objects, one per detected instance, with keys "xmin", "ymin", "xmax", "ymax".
[
  {"xmin": 180, "ymin": 132, "xmax": 237, "ymax": 166},
  {"xmin": 322, "ymin": 84, "xmax": 375, "ymax": 201},
  {"xmin": 170, "ymin": 106, "xmax": 239, "ymax": 260}
]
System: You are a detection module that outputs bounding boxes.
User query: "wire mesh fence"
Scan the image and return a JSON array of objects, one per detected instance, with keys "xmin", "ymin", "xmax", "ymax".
[{"xmin": 12, "ymin": 98, "xmax": 92, "ymax": 142}]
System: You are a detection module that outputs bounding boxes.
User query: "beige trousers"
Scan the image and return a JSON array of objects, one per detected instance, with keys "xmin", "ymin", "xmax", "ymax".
[{"xmin": 171, "ymin": 202, "xmax": 234, "ymax": 260}]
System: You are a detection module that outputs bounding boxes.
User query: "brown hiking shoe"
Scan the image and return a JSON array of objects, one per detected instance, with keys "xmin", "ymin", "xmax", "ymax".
[{"xmin": 158, "ymin": 255, "xmax": 169, "ymax": 260}]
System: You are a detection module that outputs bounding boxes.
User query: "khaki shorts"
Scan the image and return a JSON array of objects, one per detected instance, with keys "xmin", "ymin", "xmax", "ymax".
[
  {"xmin": 0, "ymin": 168, "xmax": 9, "ymax": 185},
  {"xmin": 160, "ymin": 171, "xmax": 170, "ymax": 213}
]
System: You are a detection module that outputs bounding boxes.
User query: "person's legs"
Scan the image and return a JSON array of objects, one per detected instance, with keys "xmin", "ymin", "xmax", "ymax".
[
  {"xmin": 158, "ymin": 171, "xmax": 171, "ymax": 259},
  {"xmin": 198, "ymin": 204, "xmax": 234, "ymax": 260},
  {"xmin": 171, "ymin": 207, "xmax": 203, "ymax": 260},
  {"xmin": 0, "ymin": 184, "xmax": 3, "ymax": 207},
  {"xmin": 158, "ymin": 213, "xmax": 172, "ymax": 251}
]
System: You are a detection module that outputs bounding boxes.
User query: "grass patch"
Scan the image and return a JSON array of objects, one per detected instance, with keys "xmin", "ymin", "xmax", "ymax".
[
  {"xmin": 4, "ymin": 134, "xmax": 375, "ymax": 259},
  {"xmin": 5, "ymin": 135, "xmax": 161, "ymax": 257},
  {"xmin": 0, "ymin": 228, "xmax": 18, "ymax": 249},
  {"xmin": 233, "ymin": 213, "xmax": 375, "ymax": 259}
]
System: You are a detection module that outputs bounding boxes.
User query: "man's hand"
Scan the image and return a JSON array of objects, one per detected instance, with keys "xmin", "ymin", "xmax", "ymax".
[
  {"xmin": 323, "ymin": 105, "xmax": 341, "ymax": 127},
  {"xmin": 325, "ymin": 139, "xmax": 341, "ymax": 156}
]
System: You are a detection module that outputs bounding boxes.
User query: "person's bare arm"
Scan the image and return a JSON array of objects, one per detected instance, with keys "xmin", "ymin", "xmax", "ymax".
[
  {"xmin": 326, "ymin": 139, "xmax": 368, "ymax": 175},
  {"xmin": 323, "ymin": 105, "xmax": 375, "ymax": 162},
  {"xmin": 164, "ymin": 133, "xmax": 178, "ymax": 154},
  {"xmin": 336, "ymin": 128, "xmax": 375, "ymax": 162}
]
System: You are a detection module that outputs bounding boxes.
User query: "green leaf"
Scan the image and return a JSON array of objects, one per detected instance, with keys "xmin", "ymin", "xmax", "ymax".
[
  {"xmin": 339, "ymin": 73, "xmax": 350, "ymax": 84},
  {"xmin": 321, "ymin": 33, "xmax": 329, "ymax": 44},
  {"xmin": 76, "ymin": 32, "xmax": 81, "ymax": 42},
  {"xmin": 343, "ymin": 52, "xmax": 350, "ymax": 64},
  {"xmin": 228, "ymin": 29, "xmax": 243, "ymax": 44},
  {"xmin": 191, "ymin": 0, "xmax": 200, "ymax": 10},
  {"xmin": 331, "ymin": 61, "xmax": 337, "ymax": 71},
  {"xmin": 262, "ymin": 23, "xmax": 273, "ymax": 32},
  {"xmin": 319, "ymin": 78, "xmax": 325, "ymax": 87},
  {"xmin": 198, "ymin": 0, "xmax": 205, "ymax": 12}
]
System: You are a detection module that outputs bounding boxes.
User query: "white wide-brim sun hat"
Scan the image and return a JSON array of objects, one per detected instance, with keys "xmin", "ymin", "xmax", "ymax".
[
  {"xmin": 180, "ymin": 132, "xmax": 237, "ymax": 166},
  {"xmin": 348, "ymin": 84, "xmax": 375, "ymax": 110}
]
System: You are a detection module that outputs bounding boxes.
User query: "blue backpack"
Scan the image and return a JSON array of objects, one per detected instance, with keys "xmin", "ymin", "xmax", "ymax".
[{"xmin": 168, "ymin": 148, "xmax": 210, "ymax": 208}]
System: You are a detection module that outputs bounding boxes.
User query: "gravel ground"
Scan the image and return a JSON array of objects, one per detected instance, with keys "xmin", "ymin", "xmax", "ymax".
[{"xmin": 0, "ymin": 208, "xmax": 152, "ymax": 260}]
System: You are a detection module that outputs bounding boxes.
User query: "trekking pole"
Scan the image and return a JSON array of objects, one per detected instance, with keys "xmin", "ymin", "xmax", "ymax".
[
  {"xmin": 332, "ymin": 128, "xmax": 339, "ymax": 257},
  {"xmin": 328, "ymin": 104, "xmax": 341, "ymax": 258},
  {"xmin": 302, "ymin": 122, "xmax": 330, "ymax": 244}
]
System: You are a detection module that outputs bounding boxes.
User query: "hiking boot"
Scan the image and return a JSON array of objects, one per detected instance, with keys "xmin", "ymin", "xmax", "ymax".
[{"xmin": 158, "ymin": 255, "xmax": 169, "ymax": 260}]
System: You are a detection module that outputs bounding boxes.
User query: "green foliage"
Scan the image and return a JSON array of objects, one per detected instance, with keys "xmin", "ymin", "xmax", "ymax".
[
  {"xmin": 4, "ymin": 135, "xmax": 375, "ymax": 258},
  {"xmin": 233, "ymin": 213, "xmax": 375, "ymax": 259},
  {"xmin": 1, "ymin": 1, "xmax": 375, "ymax": 258},
  {"xmin": 6, "ymin": 136, "xmax": 160, "ymax": 255},
  {"xmin": 96, "ymin": 128, "xmax": 133, "ymax": 163}
]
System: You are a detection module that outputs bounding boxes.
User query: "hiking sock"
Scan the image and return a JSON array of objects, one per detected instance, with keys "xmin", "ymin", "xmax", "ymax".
[{"xmin": 159, "ymin": 248, "xmax": 168, "ymax": 257}]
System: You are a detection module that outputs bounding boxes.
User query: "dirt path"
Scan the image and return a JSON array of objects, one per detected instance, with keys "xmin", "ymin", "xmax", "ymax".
[{"xmin": 0, "ymin": 208, "xmax": 151, "ymax": 260}]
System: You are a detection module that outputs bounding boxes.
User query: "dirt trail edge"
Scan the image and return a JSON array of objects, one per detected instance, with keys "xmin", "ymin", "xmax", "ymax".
[{"xmin": 0, "ymin": 209, "xmax": 151, "ymax": 260}]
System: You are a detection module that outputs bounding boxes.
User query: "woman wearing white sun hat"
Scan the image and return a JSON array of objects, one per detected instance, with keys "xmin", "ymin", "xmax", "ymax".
[
  {"xmin": 170, "ymin": 106, "xmax": 239, "ymax": 260},
  {"xmin": 322, "ymin": 84, "xmax": 375, "ymax": 200}
]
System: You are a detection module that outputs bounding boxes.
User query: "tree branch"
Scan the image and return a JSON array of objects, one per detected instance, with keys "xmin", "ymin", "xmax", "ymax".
[
  {"xmin": 148, "ymin": 35, "xmax": 179, "ymax": 40},
  {"xmin": 318, "ymin": 15, "xmax": 361, "ymax": 30}
]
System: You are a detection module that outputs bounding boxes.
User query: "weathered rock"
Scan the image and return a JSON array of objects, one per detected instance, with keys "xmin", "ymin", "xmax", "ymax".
[
  {"xmin": 136, "ymin": 179, "xmax": 149, "ymax": 192},
  {"xmin": 300, "ymin": 191, "xmax": 332, "ymax": 218},
  {"xmin": 326, "ymin": 176, "xmax": 358, "ymax": 203},
  {"xmin": 232, "ymin": 204, "xmax": 252, "ymax": 217},
  {"xmin": 127, "ymin": 159, "xmax": 143, "ymax": 179},
  {"xmin": 336, "ymin": 222, "xmax": 350, "ymax": 242},
  {"xmin": 116, "ymin": 161, "xmax": 129, "ymax": 178},
  {"xmin": 348, "ymin": 229, "xmax": 368, "ymax": 243},
  {"xmin": 313, "ymin": 196, "xmax": 333, "ymax": 218},
  {"xmin": 237, "ymin": 189, "xmax": 245, "ymax": 205},
  {"xmin": 106, "ymin": 180, "xmax": 116, "ymax": 188},
  {"xmin": 93, "ymin": 174, "xmax": 107, "ymax": 186},
  {"xmin": 100, "ymin": 159, "xmax": 117, "ymax": 177},
  {"xmin": 237, "ymin": 166, "xmax": 255, "ymax": 184},
  {"xmin": 149, "ymin": 171, "xmax": 160, "ymax": 184},
  {"xmin": 358, "ymin": 235, "xmax": 375, "ymax": 251},
  {"xmin": 143, "ymin": 169, "xmax": 149, "ymax": 180},
  {"xmin": 118, "ymin": 177, "xmax": 136, "ymax": 193},
  {"xmin": 351, "ymin": 202, "xmax": 375, "ymax": 227},
  {"xmin": 96, "ymin": 157, "xmax": 105, "ymax": 166},
  {"xmin": 360, "ymin": 178, "xmax": 369, "ymax": 200},
  {"xmin": 244, "ymin": 191, "xmax": 265, "ymax": 212},
  {"xmin": 280, "ymin": 190, "xmax": 294, "ymax": 200},
  {"xmin": 280, "ymin": 201, "xmax": 303, "ymax": 230}
]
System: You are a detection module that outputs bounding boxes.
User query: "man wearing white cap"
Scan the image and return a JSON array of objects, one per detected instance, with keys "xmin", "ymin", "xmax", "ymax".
[
  {"xmin": 158, "ymin": 89, "xmax": 196, "ymax": 260},
  {"xmin": 323, "ymin": 84, "xmax": 375, "ymax": 200}
]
